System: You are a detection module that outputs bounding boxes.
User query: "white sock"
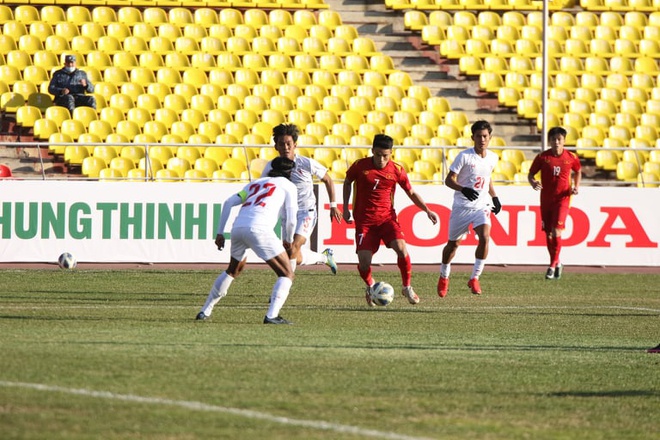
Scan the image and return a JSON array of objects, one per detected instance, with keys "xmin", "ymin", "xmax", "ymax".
[
  {"xmin": 290, "ymin": 259, "xmax": 297, "ymax": 272},
  {"xmin": 300, "ymin": 248, "xmax": 327, "ymax": 265},
  {"xmin": 471, "ymin": 259, "xmax": 485, "ymax": 280},
  {"xmin": 266, "ymin": 277, "xmax": 293, "ymax": 319},
  {"xmin": 440, "ymin": 263, "xmax": 451, "ymax": 278},
  {"xmin": 201, "ymin": 272, "xmax": 234, "ymax": 316}
]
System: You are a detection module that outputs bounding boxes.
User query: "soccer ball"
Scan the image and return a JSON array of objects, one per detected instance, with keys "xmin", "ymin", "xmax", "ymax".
[
  {"xmin": 58, "ymin": 252, "xmax": 77, "ymax": 269},
  {"xmin": 370, "ymin": 281, "xmax": 395, "ymax": 307}
]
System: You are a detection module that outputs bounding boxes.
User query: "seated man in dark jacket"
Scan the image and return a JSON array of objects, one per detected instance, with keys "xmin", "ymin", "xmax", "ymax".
[{"xmin": 48, "ymin": 54, "xmax": 96, "ymax": 114}]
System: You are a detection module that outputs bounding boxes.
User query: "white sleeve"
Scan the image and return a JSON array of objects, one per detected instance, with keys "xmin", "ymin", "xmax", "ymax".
[
  {"xmin": 309, "ymin": 157, "xmax": 328, "ymax": 180},
  {"xmin": 261, "ymin": 160, "xmax": 272, "ymax": 178},
  {"xmin": 215, "ymin": 193, "xmax": 243, "ymax": 235},
  {"xmin": 282, "ymin": 184, "xmax": 297, "ymax": 243}
]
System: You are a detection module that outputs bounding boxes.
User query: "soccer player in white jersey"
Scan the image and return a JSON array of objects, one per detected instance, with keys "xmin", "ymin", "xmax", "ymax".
[
  {"xmin": 196, "ymin": 157, "xmax": 298, "ymax": 324},
  {"xmin": 437, "ymin": 120, "xmax": 502, "ymax": 297},
  {"xmin": 261, "ymin": 124, "xmax": 343, "ymax": 274}
]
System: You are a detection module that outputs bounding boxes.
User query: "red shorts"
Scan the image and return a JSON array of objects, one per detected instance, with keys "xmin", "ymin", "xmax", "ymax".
[
  {"xmin": 540, "ymin": 200, "xmax": 570, "ymax": 232},
  {"xmin": 354, "ymin": 219, "xmax": 404, "ymax": 254}
]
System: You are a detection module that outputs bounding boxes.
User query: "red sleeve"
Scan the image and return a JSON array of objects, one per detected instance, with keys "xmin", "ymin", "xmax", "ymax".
[
  {"xmin": 571, "ymin": 152, "xmax": 581, "ymax": 171},
  {"xmin": 396, "ymin": 163, "xmax": 413, "ymax": 192},
  {"xmin": 529, "ymin": 154, "xmax": 542, "ymax": 175}
]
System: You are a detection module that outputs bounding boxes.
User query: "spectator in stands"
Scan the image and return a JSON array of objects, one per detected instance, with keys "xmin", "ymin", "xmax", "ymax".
[
  {"xmin": 437, "ymin": 120, "xmax": 501, "ymax": 298},
  {"xmin": 528, "ymin": 126, "xmax": 581, "ymax": 280},
  {"xmin": 48, "ymin": 55, "xmax": 96, "ymax": 114}
]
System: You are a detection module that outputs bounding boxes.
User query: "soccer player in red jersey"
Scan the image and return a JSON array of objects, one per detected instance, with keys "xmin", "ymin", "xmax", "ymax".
[
  {"xmin": 528, "ymin": 126, "xmax": 582, "ymax": 279},
  {"xmin": 342, "ymin": 134, "xmax": 438, "ymax": 306}
]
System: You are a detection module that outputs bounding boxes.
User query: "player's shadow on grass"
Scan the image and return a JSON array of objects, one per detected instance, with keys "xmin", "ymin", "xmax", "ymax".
[{"xmin": 549, "ymin": 390, "xmax": 659, "ymax": 397}]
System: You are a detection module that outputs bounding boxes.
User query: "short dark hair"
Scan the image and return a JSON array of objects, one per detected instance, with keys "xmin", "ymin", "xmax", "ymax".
[
  {"xmin": 471, "ymin": 120, "xmax": 492, "ymax": 135},
  {"xmin": 373, "ymin": 134, "xmax": 393, "ymax": 150},
  {"xmin": 272, "ymin": 124, "xmax": 299, "ymax": 144},
  {"xmin": 547, "ymin": 126, "xmax": 567, "ymax": 139},
  {"xmin": 268, "ymin": 156, "xmax": 295, "ymax": 179}
]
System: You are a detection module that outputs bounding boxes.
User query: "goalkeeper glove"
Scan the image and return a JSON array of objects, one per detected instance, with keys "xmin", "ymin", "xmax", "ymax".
[
  {"xmin": 491, "ymin": 197, "xmax": 502, "ymax": 215},
  {"xmin": 461, "ymin": 187, "xmax": 479, "ymax": 201}
]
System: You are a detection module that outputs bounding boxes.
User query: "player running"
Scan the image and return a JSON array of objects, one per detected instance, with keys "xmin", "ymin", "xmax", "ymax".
[
  {"xmin": 343, "ymin": 134, "xmax": 438, "ymax": 306},
  {"xmin": 437, "ymin": 120, "xmax": 501, "ymax": 297},
  {"xmin": 528, "ymin": 126, "xmax": 582, "ymax": 279},
  {"xmin": 196, "ymin": 157, "xmax": 298, "ymax": 324},
  {"xmin": 262, "ymin": 124, "xmax": 342, "ymax": 274}
]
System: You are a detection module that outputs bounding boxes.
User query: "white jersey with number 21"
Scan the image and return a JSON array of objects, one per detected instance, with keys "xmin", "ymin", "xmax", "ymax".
[{"xmin": 449, "ymin": 147, "xmax": 499, "ymax": 211}]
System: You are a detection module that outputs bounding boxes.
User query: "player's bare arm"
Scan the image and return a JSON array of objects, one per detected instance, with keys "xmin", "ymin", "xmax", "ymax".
[
  {"xmin": 406, "ymin": 189, "xmax": 438, "ymax": 225},
  {"xmin": 342, "ymin": 177, "xmax": 354, "ymax": 223},
  {"xmin": 572, "ymin": 168, "xmax": 582, "ymax": 195},
  {"xmin": 528, "ymin": 167, "xmax": 542, "ymax": 191},
  {"xmin": 320, "ymin": 172, "xmax": 342, "ymax": 223}
]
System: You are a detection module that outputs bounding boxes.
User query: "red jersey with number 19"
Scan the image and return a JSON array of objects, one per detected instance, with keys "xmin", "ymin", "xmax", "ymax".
[
  {"xmin": 345, "ymin": 157, "xmax": 412, "ymax": 226},
  {"xmin": 529, "ymin": 149, "xmax": 581, "ymax": 205}
]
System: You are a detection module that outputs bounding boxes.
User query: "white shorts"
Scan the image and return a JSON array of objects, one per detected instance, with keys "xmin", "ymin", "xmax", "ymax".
[
  {"xmin": 294, "ymin": 209, "xmax": 318, "ymax": 240},
  {"xmin": 448, "ymin": 207, "xmax": 491, "ymax": 242},
  {"xmin": 230, "ymin": 226, "xmax": 286, "ymax": 262}
]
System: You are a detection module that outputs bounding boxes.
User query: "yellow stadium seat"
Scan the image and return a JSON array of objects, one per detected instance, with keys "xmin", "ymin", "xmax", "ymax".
[
  {"xmin": 34, "ymin": 118, "xmax": 59, "ymax": 140},
  {"xmin": 40, "ymin": 6, "xmax": 66, "ymax": 25},
  {"xmin": 98, "ymin": 168, "xmax": 124, "ymax": 181},
  {"xmin": 65, "ymin": 146, "xmax": 91, "ymax": 168},
  {"xmin": 81, "ymin": 156, "xmax": 107, "ymax": 178},
  {"xmin": 114, "ymin": 120, "xmax": 140, "ymax": 142},
  {"xmin": 108, "ymin": 156, "xmax": 135, "ymax": 177},
  {"xmin": 16, "ymin": 105, "xmax": 42, "ymax": 129},
  {"xmin": 60, "ymin": 118, "xmax": 86, "ymax": 141},
  {"xmin": 71, "ymin": 106, "xmax": 98, "ymax": 129},
  {"xmin": 616, "ymin": 160, "xmax": 639, "ymax": 182},
  {"xmin": 48, "ymin": 134, "xmax": 72, "ymax": 159}
]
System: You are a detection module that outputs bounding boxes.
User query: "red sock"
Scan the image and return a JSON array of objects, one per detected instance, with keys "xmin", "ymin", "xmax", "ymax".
[
  {"xmin": 551, "ymin": 236, "xmax": 562, "ymax": 267},
  {"xmin": 547, "ymin": 238, "xmax": 555, "ymax": 267},
  {"xmin": 397, "ymin": 255, "xmax": 412, "ymax": 287},
  {"xmin": 358, "ymin": 265, "xmax": 373, "ymax": 286}
]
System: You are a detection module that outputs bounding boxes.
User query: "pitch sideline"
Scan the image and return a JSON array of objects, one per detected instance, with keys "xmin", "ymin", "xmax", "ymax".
[{"xmin": 0, "ymin": 380, "xmax": 434, "ymax": 440}]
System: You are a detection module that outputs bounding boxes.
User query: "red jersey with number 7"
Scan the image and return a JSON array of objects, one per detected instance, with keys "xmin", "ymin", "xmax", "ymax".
[
  {"xmin": 529, "ymin": 149, "xmax": 581, "ymax": 204},
  {"xmin": 345, "ymin": 157, "xmax": 412, "ymax": 226}
]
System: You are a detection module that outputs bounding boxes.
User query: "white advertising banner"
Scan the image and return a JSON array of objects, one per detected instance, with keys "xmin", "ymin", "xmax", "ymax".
[{"xmin": 0, "ymin": 181, "xmax": 658, "ymax": 266}]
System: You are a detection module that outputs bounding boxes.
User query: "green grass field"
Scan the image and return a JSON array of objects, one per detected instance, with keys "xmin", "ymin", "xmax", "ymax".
[{"xmin": 0, "ymin": 267, "xmax": 658, "ymax": 439}]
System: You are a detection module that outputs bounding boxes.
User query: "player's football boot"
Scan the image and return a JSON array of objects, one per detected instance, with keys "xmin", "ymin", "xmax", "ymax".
[
  {"xmin": 195, "ymin": 312, "xmax": 208, "ymax": 321},
  {"xmin": 365, "ymin": 286, "xmax": 375, "ymax": 307},
  {"xmin": 554, "ymin": 263, "xmax": 563, "ymax": 279},
  {"xmin": 437, "ymin": 277, "xmax": 449, "ymax": 297},
  {"xmin": 647, "ymin": 344, "xmax": 660, "ymax": 353},
  {"xmin": 402, "ymin": 286, "xmax": 420, "ymax": 305},
  {"xmin": 467, "ymin": 278, "xmax": 482, "ymax": 295},
  {"xmin": 263, "ymin": 315, "xmax": 293, "ymax": 325},
  {"xmin": 545, "ymin": 267, "xmax": 555, "ymax": 279},
  {"xmin": 322, "ymin": 248, "xmax": 338, "ymax": 274}
]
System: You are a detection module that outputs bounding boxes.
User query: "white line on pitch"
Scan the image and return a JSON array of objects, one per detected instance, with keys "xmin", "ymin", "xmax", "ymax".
[
  {"xmin": 1, "ymin": 304, "xmax": 658, "ymax": 313},
  {"xmin": 0, "ymin": 381, "xmax": 435, "ymax": 440}
]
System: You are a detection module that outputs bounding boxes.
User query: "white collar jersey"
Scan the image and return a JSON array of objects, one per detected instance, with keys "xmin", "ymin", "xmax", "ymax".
[
  {"xmin": 231, "ymin": 176, "xmax": 298, "ymax": 242},
  {"xmin": 262, "ymin": 154, "xmax": 328, "ymax": 211},
  {"xmin": 449, "ymin": 147, "xmax": 499, "ymax": 210}
]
